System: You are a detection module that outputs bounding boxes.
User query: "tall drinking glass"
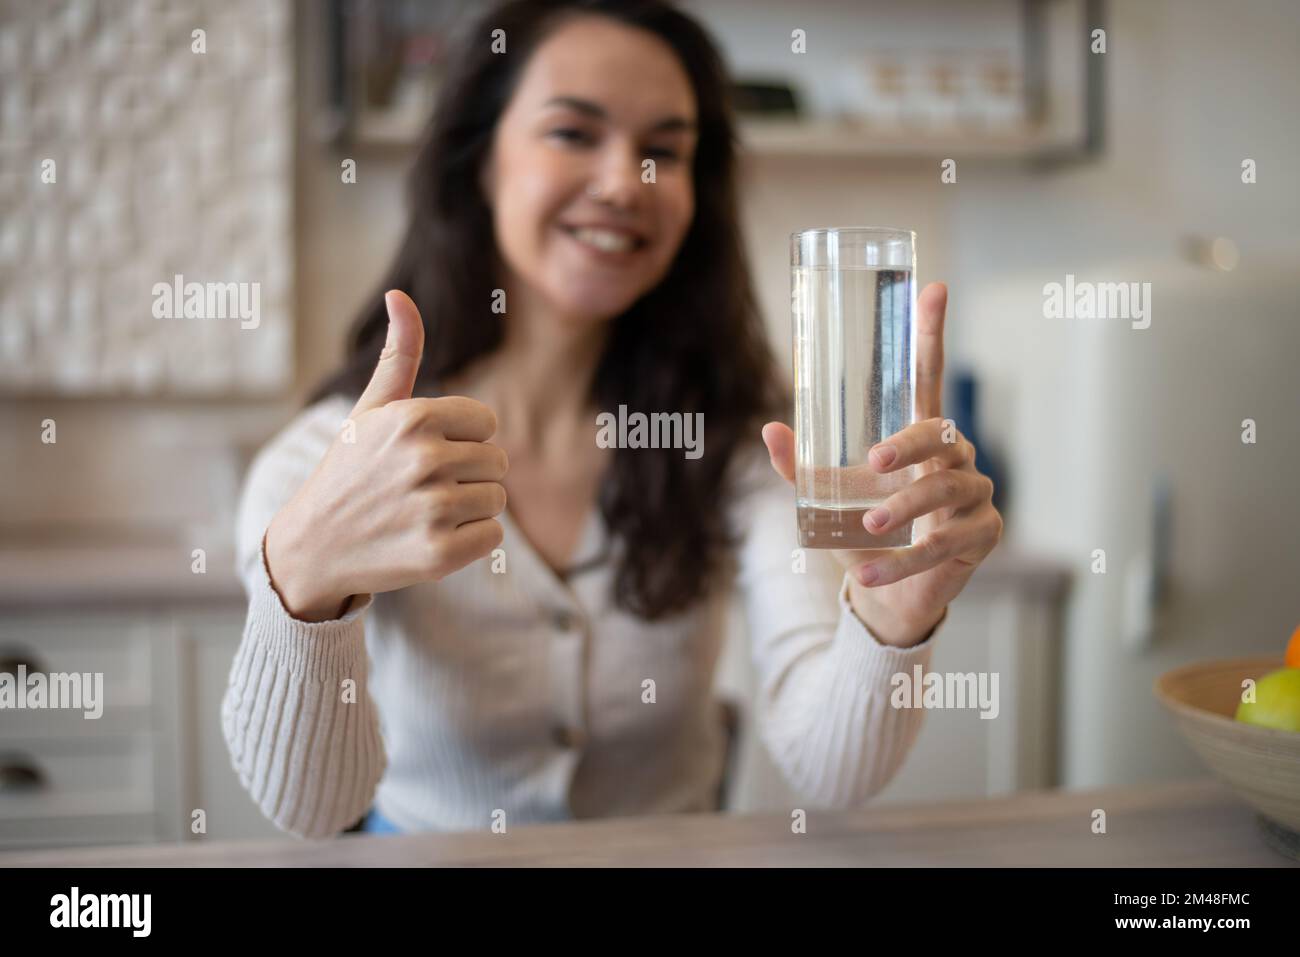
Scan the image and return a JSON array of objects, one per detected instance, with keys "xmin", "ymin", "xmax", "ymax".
[{"xmin": 791, "ymin": 226, "xmax": 918, "ymax": 549}]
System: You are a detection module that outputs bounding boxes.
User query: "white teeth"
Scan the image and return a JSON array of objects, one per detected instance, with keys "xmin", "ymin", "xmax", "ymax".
[{"xmin": 570, "ymin": 227, "xmax": 637, "ymax": 253}]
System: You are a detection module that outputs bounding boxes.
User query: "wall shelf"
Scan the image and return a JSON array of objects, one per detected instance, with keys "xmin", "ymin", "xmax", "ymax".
[
  {"xmin": 323, "ymin": 0, "xmax": 1105, "ymax": 168},
  {"xmin": 737, "ymin": 117, "xmax": 1080, "ymax": 161}
]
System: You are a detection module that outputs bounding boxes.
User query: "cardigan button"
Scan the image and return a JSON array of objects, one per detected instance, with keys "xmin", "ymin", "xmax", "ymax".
[{"xmin": 549, "ymin": 608, "xmax": 576, "ymax": 632}]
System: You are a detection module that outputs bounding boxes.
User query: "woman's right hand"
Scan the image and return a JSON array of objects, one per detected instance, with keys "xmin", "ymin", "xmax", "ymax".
[{"xmin": 264, "ymin": 290, "xmax": 509, "ymax": 622}]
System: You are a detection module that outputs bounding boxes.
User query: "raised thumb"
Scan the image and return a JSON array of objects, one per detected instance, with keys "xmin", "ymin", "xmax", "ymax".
[
  {"xmin": 350, "ymin": 290, "xmax": 425, "ymax": 417},
  {"xmin": 761, "ymin": 422, "xmax": 796, "ymax": 485}
]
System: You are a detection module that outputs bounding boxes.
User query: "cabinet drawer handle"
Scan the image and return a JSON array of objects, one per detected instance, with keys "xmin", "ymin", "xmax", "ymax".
[
  {"xmin": 0, "ymin": 651, "xmax": 44, "ymax": 676},
  {"xmin": 0, "ymin": 759, "xmax": 47, "ymax": 793}
]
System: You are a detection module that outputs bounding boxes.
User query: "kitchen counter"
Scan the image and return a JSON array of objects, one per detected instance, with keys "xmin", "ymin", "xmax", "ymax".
[
  {"xmin": 0, "ymin": 540, "xmax": 243, "ymax": 608},
  {"xmin": 0, "ymin": 538, "xmax": 1063, "ymax": 609},
  {"xmin": 0, "ymin": 778, "xmax": 1292, "ymax": 867}
]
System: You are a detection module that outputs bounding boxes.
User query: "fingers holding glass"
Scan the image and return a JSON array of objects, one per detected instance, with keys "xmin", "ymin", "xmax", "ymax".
[{"xmin": 863, "ymin": 468, "xmax": 993, "ymax": 535}]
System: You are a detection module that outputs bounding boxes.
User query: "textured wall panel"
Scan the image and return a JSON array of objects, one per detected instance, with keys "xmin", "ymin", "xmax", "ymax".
[{"xmin": 0, "ymin": 0, "xmax": 293, "ymax": 396}]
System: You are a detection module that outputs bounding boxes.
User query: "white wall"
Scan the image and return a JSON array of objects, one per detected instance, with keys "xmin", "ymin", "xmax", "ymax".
[{"xmin": 944, "ymin": 0, "xmax": 1300, "ymax": 787}]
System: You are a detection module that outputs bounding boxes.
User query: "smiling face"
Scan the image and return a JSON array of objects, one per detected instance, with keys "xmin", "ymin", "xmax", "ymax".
[{"xmin": 479, "ymin": 14, "xmax": 699, "ymax": 324}]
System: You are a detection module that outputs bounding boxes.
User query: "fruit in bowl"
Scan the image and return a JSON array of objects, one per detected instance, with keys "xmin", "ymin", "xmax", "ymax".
[
  {"xmin": 1287, "ymin": 624, "xmax": 1300, "ymax": 669},
  {"xmin": 1235, "ymin": 667, "xmax": 1300, "ymax": 733}
]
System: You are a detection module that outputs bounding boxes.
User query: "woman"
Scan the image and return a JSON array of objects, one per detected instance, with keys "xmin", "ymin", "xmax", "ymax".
[{"xmin": 222, "ymin": 0, "xmax": 1001, "ymax": 838}]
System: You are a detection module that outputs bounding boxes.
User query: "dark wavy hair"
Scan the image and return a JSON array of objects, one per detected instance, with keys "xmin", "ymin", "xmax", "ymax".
[{"xmin": 308, "ymin": 0, "xmax": 789, "ymax": 620}]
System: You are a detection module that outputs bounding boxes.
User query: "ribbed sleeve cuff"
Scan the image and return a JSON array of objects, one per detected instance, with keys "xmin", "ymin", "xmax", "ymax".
[
  {"xmin": 246, "ymin": 527, "xmax": 375, "ymax": 681},
  {"xmin": 830, "ymin": 570, "xmax": 940, "ymax": 689}
]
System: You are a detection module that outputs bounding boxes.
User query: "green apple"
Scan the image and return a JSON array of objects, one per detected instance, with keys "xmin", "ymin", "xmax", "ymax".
[{"xmin": 1235, "ymin": 668, "xmax": 1300, "ymax": 732}]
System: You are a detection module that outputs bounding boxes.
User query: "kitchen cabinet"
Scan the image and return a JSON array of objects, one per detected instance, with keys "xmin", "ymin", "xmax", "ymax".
[{"xmin": 0, "ymin": 544, "xmax": 290, "ymax": 850}]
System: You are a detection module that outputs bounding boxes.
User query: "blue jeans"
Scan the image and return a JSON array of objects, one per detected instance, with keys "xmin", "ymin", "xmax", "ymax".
[{"xmin": 360, "ymin": 807, "xmax": 403, "ymax": 835}]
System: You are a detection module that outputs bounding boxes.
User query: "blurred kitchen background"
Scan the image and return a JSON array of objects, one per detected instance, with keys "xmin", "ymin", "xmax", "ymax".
[{"xmin": 1, "ymin": 0, "xmax": 1296, "ymax": 849}]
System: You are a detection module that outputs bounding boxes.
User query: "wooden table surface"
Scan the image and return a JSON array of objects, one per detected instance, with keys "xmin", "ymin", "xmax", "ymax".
[{"xmin": 1, "ymin": 778, "xmax": 1294, "ymax": 867}]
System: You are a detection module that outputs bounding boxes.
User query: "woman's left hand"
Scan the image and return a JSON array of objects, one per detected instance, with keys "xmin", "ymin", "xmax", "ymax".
[{"xmin": 762, "ymin": 282, "xmax": 1003, "ymax": 647}]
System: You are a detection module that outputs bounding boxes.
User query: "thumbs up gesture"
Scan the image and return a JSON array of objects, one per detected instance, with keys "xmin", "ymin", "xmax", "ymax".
[{"xmin": 265, "ymin": 291, "xmax": 509, "ymax": 622}]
